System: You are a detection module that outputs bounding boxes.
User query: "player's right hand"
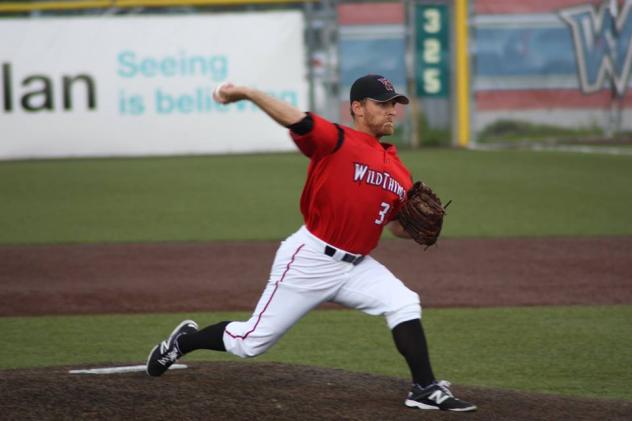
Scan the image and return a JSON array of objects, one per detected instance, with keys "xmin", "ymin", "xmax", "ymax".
[{"xmin": 213, "ymin": 82, "xmax": 248, "ymax": 105}]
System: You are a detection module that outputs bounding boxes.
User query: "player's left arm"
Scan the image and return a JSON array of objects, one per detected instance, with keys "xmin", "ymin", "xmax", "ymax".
[
  {"xmin": 386, "ymin": 172, "xmax": 414, "ymax": 239},
  {"xmin": 387, "ymin": 220, "xmax": 412, "ymax": 239}
]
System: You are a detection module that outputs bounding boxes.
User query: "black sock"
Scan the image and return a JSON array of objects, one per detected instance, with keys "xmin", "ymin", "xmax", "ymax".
[
  {"xmin": 391, "ymin": 319, "xmax": 436, "ymax": 387},
  {"xmin": 177, "ymin": 321, "xmax": 230, "ymax": 354}
]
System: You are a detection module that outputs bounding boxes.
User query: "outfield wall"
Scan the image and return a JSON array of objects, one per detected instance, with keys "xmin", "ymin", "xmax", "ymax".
[
  {"xmin": 471, "ymin": 0, "xmax": 632, "ymax": 141},
  {"xmin": 0, "ymin": 12, "xmax": 307, "ymax": 160}
]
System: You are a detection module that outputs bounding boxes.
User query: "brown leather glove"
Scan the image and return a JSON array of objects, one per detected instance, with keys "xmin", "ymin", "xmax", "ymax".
[{"xmin": 397, "ymin": 181, "xmax": 451, "ymax": 248}]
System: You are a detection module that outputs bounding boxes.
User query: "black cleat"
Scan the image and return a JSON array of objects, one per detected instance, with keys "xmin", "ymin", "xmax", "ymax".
[
  {"xmin": 405, "ymin": 380, "xmax": 477, "ymax": 412},
  {"xmin": 146, "ymin": 320, "xmax": 198, "ymax": 377}
]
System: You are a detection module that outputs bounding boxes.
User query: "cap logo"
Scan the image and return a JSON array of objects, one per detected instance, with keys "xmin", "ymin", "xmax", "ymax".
[{"xmin": 377, "ymin": 77, "xmax": 395, "ymax": 92}]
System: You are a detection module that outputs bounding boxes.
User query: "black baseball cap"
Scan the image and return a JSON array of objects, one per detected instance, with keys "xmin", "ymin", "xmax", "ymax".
[{"xmin": 350, "ymin": 74, "xmax": 409, "ymax": 104}]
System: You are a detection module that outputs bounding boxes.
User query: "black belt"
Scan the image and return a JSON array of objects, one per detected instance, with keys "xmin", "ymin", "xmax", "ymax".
[{"xmin": 324, "ymin": 245, "xmax": 365, "ymax": 265}]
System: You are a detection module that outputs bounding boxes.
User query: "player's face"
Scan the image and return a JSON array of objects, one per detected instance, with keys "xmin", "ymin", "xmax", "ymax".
[{"xmin": 361, "ymin": 99, "xmax": 398, "ymax": 138}]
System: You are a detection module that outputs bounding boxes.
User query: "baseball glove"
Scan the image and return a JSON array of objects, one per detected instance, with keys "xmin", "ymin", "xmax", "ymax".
[{"xmin": 397, "ymin": 181, "xmax": 451, "ymax": 248}]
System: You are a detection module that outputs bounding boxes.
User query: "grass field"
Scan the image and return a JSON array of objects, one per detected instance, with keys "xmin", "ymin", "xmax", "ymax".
[
  {"xmin": 1, "ymin": 148, "xmax": 631, "ymax": 244},
  {"xmin": 2, "ymin": 306, "xmax": 630, "ymax": 401},
  {"xmin": 1, "ymin": 148, "xmax": 631, "ymax": 403}
]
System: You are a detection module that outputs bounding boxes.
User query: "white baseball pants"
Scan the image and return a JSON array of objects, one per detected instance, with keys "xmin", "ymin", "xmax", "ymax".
[{"xmin": 223, "ymin": 226, "xmax": 421, "ymax": 358}]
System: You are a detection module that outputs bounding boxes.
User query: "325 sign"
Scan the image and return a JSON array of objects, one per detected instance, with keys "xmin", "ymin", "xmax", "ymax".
[{"xmin": 415, "ymin": 4, "xmax": 450, "ymax": 98}]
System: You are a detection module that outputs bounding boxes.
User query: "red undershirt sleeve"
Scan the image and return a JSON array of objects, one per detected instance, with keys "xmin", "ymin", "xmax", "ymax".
[{"xmin": 289, "ymin": 113, "xmax": 341, "ymax": 159}]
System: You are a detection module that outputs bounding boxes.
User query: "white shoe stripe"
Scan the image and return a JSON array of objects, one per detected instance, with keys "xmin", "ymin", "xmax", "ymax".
[{"xmin": 404, "ymin": 399, "xmax": 439, "ymax": 410}]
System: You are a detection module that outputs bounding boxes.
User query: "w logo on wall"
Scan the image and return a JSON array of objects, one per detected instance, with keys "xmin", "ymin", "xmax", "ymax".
[{"xmin": 559, "ymin": 1, "xmax": 632, "ymax": 95}]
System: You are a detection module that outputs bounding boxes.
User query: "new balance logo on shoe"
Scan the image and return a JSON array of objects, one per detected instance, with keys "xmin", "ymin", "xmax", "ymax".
[
  {"xmin": 146, "ymin": 320, "xmax": 198, "ymax": 377},
  {"xmin": 404, "ymin": 380, "xmax": 477, "ymax": 412},
  {"xmin": 428, "ymin": 390, "xmax": 451, "ymax": 405},
  {"xmin": 157, "ymin": 348, "xmax": 180, "ymax": 366}
]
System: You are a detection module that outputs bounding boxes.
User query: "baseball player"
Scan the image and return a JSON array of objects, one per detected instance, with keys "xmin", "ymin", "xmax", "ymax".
[{"xmin": 146, "ymin": 74, "xmax": 476, "ymax": 412}]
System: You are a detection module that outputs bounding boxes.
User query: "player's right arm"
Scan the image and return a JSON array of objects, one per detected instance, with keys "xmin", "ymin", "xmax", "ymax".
[
  {"xmin": 214, "ymin": 83, "xmax": 305, "ymax": 128},
  {"xmin": 214, "ymin": 83, "xmax": 340, "ymax": 158}
]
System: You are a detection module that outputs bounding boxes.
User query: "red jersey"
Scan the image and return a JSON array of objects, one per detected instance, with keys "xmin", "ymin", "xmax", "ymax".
[{"xmin": 290, "ymin": 113, "xmax": 413, "ymax": 255}]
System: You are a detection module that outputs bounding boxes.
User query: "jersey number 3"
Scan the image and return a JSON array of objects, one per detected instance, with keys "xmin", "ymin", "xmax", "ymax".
[{"xmin": 374, "ymin": 202, "xmax": 391, "ymax": 225}]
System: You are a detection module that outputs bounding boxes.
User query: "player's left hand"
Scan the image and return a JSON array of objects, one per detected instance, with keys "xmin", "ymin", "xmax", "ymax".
[{"xmin": 397, "ymin": 181, "xmax": 451, "ymax": 249}]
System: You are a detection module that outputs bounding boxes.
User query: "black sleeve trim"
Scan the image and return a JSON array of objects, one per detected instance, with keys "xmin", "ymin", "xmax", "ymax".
[
  {"xmin": 287, "ymin": 113, "xmax": 314, "ymax": 135},
  {"xmin": 333, "ymin": 123, "xmax": 345, "ymax": 153}
]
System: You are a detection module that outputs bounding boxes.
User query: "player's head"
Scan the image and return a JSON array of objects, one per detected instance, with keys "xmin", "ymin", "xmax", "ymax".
[
  {"xmin": 349, "ymin": 74, "xmax": 409, "ymax": 138},
  {"xmin": 350, "ymin": 75, "xmax": 409, "ymax": 108}
]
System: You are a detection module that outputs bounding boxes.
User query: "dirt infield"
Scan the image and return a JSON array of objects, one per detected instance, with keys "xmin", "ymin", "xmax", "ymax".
[
  {"xmin": 1, "ymin": 236, "xmax": 631, "ymax": 420},
  {"xmin": 3, "ymin": 362, "xmax": 632, "ymax": 421},
  {"xmin": 1, "ymin": 236, "xmax": 631, "ymax": 316}
]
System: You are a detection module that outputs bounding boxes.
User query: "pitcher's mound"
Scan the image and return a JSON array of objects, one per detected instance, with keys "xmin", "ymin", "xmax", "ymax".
[{"xmin": 2, "ymin": 361, "xmax": 630, "ymax": 420}]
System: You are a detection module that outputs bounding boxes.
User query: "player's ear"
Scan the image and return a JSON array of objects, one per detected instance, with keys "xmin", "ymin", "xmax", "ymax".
[{"xmin": 351, "ymin": 100, "xmax": 364, "ymax": 118}]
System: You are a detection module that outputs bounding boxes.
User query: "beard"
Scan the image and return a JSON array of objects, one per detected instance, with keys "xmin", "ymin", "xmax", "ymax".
[{"xmin": 370, "ymin": 120, "xmax": 395, "ymax": 138}]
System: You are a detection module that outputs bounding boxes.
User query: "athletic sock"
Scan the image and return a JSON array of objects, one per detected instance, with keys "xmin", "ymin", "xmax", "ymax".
[
  {"xmin": 391, "ymin": 318, "xmax": 436, "ymax": 387},
  {"xmin": 177, "ymin": 321, "xmax": 230, "ymax": 354}
]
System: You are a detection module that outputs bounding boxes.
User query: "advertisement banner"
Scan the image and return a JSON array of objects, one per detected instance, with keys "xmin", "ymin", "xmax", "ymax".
[{"xmin": 0, "ymin": 12, "xmax": 307, "ymax": 159}]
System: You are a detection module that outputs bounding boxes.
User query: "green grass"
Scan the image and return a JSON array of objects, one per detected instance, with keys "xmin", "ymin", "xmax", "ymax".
[
  {"xmin": 402, "ymin": 149, "xmax": 632, "ymax": 237},
  {"xmin": 1, "ymin": 306, "xmax": 630, "ymax": 401},
  {"xmin": 1, "ymin": 149, "xmax": 631, "ymax": 244},
  {"xmin": 0, "ymin": 154, "xmax": 305, "ymax": 244},
  {"xmin": 2, "ymin": 150, "xmax": 630, "ymax": 406}
]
